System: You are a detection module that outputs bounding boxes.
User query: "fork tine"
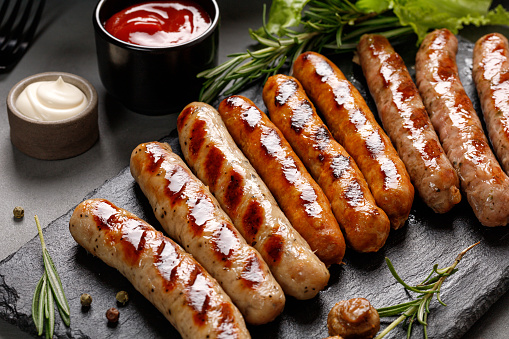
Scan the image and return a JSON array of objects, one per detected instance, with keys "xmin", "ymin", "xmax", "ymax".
[
  {"xmin": 0, "ymin": 0, "xmax": 34, "ymax": 50},
  {"xmin": 0, "ymin": 0, "xmax": 11, "ymax": 27},
  {"xmin": 0, "ymin": 0, "xmax": 22, "ymax": 42},
  {"xmin": 0, "ymin": 0, "xmax": 45, "ymax": 72},
  {"xmin": 19, "ymin": 0, "xmax": 44, "ymax": 50}
]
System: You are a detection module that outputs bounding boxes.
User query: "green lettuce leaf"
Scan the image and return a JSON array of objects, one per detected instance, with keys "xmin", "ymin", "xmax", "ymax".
[
  {"xmin": 261, "ymin": 0, "xmax": 311, "ymax": 36},
  {"xmin": 356, "ymin": 0, "xmax": 391, "ymax": 13},
  {"xmin": 259, "ymin": 0, "xmax": 509, "ymax": 43},
  {"xmin": 393, "ymin": 0, "xmax": 509, "ymax": 42}
]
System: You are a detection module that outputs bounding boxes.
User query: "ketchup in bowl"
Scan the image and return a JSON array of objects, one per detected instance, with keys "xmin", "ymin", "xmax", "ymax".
[{"xmin": 104, "ymin": 1, "xmax": 211, "ymax": 47}]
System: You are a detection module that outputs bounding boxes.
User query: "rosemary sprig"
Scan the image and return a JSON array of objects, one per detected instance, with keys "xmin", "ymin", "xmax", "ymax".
[
  {"xmin": 32, "ymin": 215, "xmax": 70, "ymax": 338},
  {"xmin": 375, "ymin": 242, "xmax": 480, "ymax": 339},
  {"xmin": 198, "ymin": 0, "xmax": 411, "ymax": 103}
]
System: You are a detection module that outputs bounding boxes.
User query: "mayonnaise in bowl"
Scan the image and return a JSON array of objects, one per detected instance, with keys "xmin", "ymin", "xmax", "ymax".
[{"xmin": 15, "ymin": 76, "xmax": 88, "ymax": 121}]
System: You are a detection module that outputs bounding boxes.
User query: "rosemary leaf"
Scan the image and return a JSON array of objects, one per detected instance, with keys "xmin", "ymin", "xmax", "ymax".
[
  {"xmin": 32, "ymin": 275, "xmax": 46, "ymax": 336},
  {"xmin": 375, "ymin": 242, "xmax": 480, "ymax": 339},
  {"xmin": 385, "ymin": 258, "xmax": 426, "ymax": 293},
  {"xmin": 44, "ymin": 280, "xmax": 54, "ymax": 338},
  {"xmin": 32, "ymin": 215, "xmax": 71, "ymax": 337},
  {"xmin": 43, "ymin": 246, "xmax": 70, "ymax": 318},
  {"xmin": 416, "ymin": 297, "xmax": 427, "ymax": 325}
]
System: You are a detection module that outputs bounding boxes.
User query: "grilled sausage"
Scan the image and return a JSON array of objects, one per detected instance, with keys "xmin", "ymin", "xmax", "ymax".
[
  {"xmin": 178, "ymin": 103, "xmax": 333, "ymax": 289},
  {"xmin": 263, "ymin": 75, "xmax": 390, "ymax": 252},
  {"xmin": 130, "ymin": 142, "xmax": 285, "ymax": 324},
  {"xmin": 69, "ymin": 199, "xmax": 250, "ymax": 339},
  {"xmin": 473, "ymin": 33, "xmax": 509, "ymax": 174},
  {"xmin": 293, "ymin": 51, "xmax": 414, "ymax": 229},
  {"xmin": 416, "ymin": 28, "xmax": 509, "ymax": 226},
  {"xmin": 212, "ymin": 96, "xmax": 329, "ymax": 299},
  {"xmin": 357, "ymin": 34, "xmax": 461, "ymax": 213}
]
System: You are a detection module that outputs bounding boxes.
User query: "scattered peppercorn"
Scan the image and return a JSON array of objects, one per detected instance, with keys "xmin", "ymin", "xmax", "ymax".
[
  {"xmin": 116, "ymin": 291, "xmax": 129, "ymax": 305},
  {"xmin": 13, "ymin": 206, "xmax": 24, "ymax": 219},
  {"xmin": 80, "ymin": 293, "xmax": 92, "ymax": 307},
  {"xmin": 106, "ymin": 307, "xmax": 119, "ymax": 323}
]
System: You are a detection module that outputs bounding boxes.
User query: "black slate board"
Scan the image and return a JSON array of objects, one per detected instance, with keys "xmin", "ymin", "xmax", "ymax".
[{"xmin": 2, "ymin": 36, "xmax": 509, "ymax": 339}]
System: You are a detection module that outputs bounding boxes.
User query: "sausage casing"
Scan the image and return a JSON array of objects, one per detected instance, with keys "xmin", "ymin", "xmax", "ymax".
[
  {"xmin": 69, "ymin": 198, "xmax": 250, "ymax": 339},
  {"xmin": 416, "ymin": 28, "xmax": 509, "ymax": 226},
  {"xmin": 197, "ymin": 98, "xmax": 331, "ymax": 297},
  {"xmin": 293, "ymin": 51, "xmax": 414, "ymax": 229},
  {"xmin": 179, "ymin": 102, "xmax": 343, "ymax": 267},
  {"xmin": 130, "ymin": 142, "xmax": 285, "ymax": 324},
  {"xmin": 357, "ymin": 34, "xmax": 461, "ymax": 213},
  {"xmin": 263, "ymin": 74, "xmax": 390, "ymax": 252},
  {"xmin": 473, "ymin": 33, "xmax": 509, "ymax": 174}
]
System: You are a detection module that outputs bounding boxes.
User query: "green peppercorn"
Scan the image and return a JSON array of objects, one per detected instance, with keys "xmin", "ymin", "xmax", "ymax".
[
  {"xmin": 13, "ymin": 206, "xmax": 24, "ymax": 219},
  {"xmin": 80, "ymin": 293, "xmax": 92, "ymax": 307},
  {"xmin": 116, "ymin": 291, "xmax": 129, "ymax": 305},
  {"xmin": 106, "ymin": 307, "xmax": 119, "ymax": 323}
]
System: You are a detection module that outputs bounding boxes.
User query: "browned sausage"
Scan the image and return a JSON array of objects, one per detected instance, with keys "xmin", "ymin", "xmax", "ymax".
[
  {"xmin": 416, "ymin": 28, "xmax": 509, "ymax": 226},
  {"xmin": 177, "ymin": 102, "xmax": 331, "ymax": 297},
  {"xmin": 69, "ymin": 198, "xmax": 250, "ymax": 339},
  {"xmin": 263, "ymin": 74, "xmax": 390, "ymax": 252},
  {"xmin": 293, "ymin": 51, "xmax": 414, "ymax": 229},
  {"xmin": 130, "ymin": 142, "xmax": 285, "ymax": 324},
  {"xmin": 357, "ymin": 34, "xmax": 461, "ymax": 213},
  {"xmin": 473, "ymin": 33, "xmax": 509, "ymax": 174}
]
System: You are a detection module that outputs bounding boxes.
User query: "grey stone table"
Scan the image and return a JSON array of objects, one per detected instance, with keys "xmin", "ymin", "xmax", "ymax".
[{"xmin": 1, "ymin": 0, "xmax": 508, "ymax": 338}]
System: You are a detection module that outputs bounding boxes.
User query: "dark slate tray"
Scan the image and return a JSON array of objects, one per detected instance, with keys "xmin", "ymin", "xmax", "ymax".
[{"xmin": 2, "ymin": 36, "xmax": 509, "ymax": 339}]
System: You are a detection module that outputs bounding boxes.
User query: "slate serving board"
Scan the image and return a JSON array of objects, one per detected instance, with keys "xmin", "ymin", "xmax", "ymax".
[{"xmin": 2, "ymin": 36, "xmax": 509, "ymax": 339}]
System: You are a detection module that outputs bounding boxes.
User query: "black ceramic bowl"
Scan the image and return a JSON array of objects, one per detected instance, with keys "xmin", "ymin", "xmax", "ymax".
[{"xmin": 93, "ymin": 0, "xmax": 219, "ymax": 115}]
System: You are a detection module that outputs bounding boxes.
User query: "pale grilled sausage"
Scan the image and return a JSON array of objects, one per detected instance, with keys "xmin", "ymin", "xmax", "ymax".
[
  {"xmin": 178, "ymin": 102, "xmax": 334, "ymax": 288},
  {"xmin": 473, "ymin": 33, "xmax": 509, "ymax": 174},
  {"xmin": 69, "ymin": 199, "xmax": 250, "ymax": 339},
  {"xmin": 416, "ymin": 28, "xmax": 509, "ymax": 226},
  {"xmin": 357, "ymin": 34, "xmax": 461, "ymax": 213},
  {"xmin": 263, "ymin": 75, "xmax": 390, "ymax": 252},
  {"xmin": 209, "ymin": 97, "xmax": 332, "ymax": 299},
  {"xmin": 293, "ymin": 51, "xmax": 414, "ymax": 229},
  {"xmin": 130, "ymin": 142, "xmax": 285, "ymax": 324}
]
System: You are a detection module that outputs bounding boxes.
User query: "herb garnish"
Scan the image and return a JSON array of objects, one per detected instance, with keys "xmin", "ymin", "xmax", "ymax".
[
  {"xmin": 375, "ymin": 242, "xmax": 480, "ymax": 339},
  {"xmin": 32, "ymin": 215, "xmax": 70, "ymax": 338},
  {"xmin": 198, "ymin": 0, "xmax": 509, "ymax": 103}
]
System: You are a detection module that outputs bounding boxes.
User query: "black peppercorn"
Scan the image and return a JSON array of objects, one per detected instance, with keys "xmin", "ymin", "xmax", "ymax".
[{"xmin": 106, "ymin": 307, "xmax": 119, "ymax": 323}]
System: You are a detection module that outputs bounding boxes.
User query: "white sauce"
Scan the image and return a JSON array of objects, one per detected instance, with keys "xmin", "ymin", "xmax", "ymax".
[{"xmin": 15, "ymin": 76, "xmax": 88, "ymax": 121}]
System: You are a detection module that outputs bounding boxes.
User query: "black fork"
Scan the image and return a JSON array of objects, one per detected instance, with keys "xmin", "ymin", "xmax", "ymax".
[{"xmin": 0, "ymin": 0, "xmax": 45, "ymax": 72}]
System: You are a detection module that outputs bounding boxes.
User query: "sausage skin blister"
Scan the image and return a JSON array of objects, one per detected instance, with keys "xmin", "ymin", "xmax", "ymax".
[
  {"xmin": 293, "ymin": 51, "xmax": 414, "ymax": 229},
  {"xmin": 263, "ymin": 75, "xmax": 390, "ymax": 252},
  {"xmin": 130, "ymin": 142, "xmax": 285, "ymax": 324},
  {"xmin": 416, "ymin": 28, "xmax": 509, "ymax": 226},
  {"xmin": 473, "ymin": 33, "xmax": 509, "ymax": 174},
  {"xmin": 357, "ymin": 34, "xmax": 461, "ymax": 213},
  {"xmin": 69, "ymin": 199, "xmax": 250, "ymax": 339},
  {"xmin": 194, "ymin": 99, "xmax": 331, "ymax": 297}
]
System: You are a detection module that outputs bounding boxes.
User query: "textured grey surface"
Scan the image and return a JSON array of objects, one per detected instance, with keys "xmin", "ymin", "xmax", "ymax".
[{"xmin": 1, "ymin": 0, "xmax": 509, "ymax": 338}]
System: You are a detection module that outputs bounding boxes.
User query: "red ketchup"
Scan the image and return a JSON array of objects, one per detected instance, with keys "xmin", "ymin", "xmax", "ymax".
[{"xmin": 105, "ymin": 1, "xmax": 211, "ymax": 47}]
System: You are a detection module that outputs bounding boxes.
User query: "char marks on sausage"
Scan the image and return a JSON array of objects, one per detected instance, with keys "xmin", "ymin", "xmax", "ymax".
[
  {"xmin": 178, "ymin": 102, "xmax": 331, "ymax": 299},
  {"xmin": 130, "ymin": 142, "xmax": 285, "ymax": 324},
  {"xmin": 473, "ymin": 33, "xmax": 509, "ymax": 175},
  {"xmin": 263, "ymin": 74, "xmax": 390, "ymax": 253},
  {"xmin": 293, "ymin": 51, "xmax": 414, "ymax": 229},
  {"xmin": 357, "ymin": 34, "xmax": 461, "ymax": 214},
  {"xmin": 70, "ymin": 198, "xmax": 250, "ymax": 339},
  {"xmin": 416, "ymin": 28, "xmax": 509, "ymax": 226}
]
